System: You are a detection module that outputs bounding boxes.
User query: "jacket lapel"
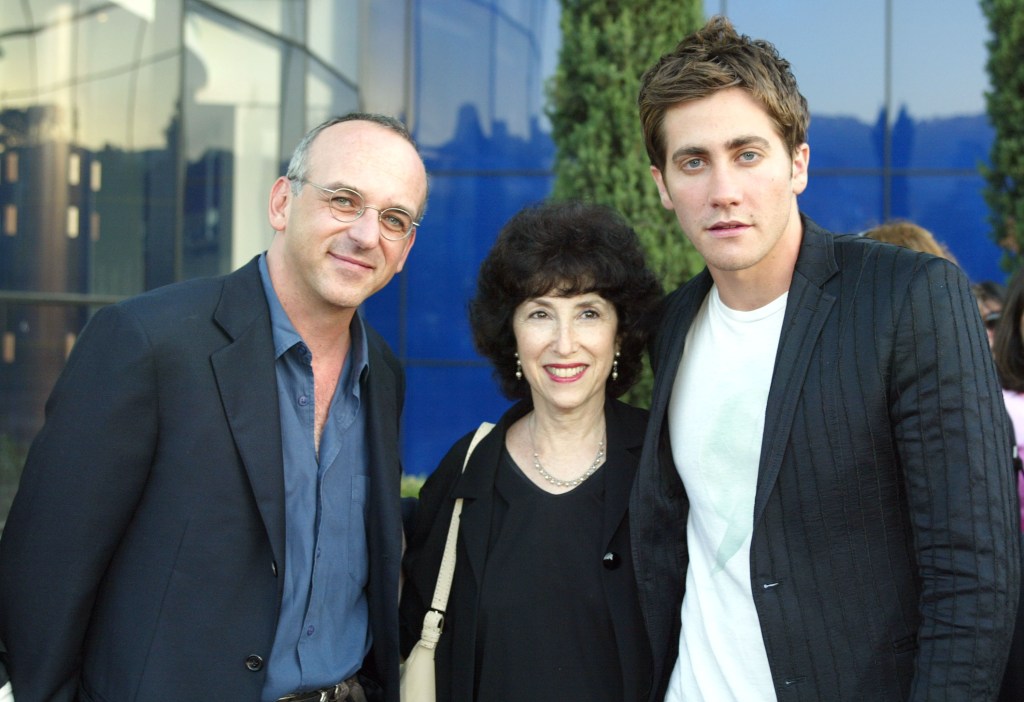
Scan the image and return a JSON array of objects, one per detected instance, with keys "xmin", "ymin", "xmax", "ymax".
[
  {"xmin": 753, "ymin": 219, "xmax": 838, "ymax": 524},
  {"xmin": 362, "ymin": 325, "xmax": 403, "ymax": 593},
  {"xmin": 210, "ymin": 258, "xmax": 287, "ymax": 570},
  {"xmin": 601, "ymin": 400, "xmax": 642, "ymax": 548},
  {"xmin": 649, "ymin": 270, "xmax": 714, "ymax": 426}
]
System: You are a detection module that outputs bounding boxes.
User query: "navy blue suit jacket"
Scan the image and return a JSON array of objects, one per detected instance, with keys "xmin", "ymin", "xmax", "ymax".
[
  {"xmin": 0, "ymin": 257, "xmax": 406, "ymax": 702},
  {"xmin": 631, "ymin": 217, "xmax": 1021, "ymax": 701}
]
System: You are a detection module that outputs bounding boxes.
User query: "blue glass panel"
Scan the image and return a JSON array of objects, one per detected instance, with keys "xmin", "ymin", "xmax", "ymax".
[
  {"xmin": 404, "ymin": 173, "xmax": 554, "ymax": 360},
  {"xmin": 360, "ymin": 270, "xmax": 405, "ymax": 355},
  {"xmin": 809, "ymin": 115, "xmax": 885, "ymax": 171},
  {"xmin": 896, "ymin": 174, "xmax": 1006, "ymax": 285},
  {"xmin": 402, "ymin": 364, "xmax": 513, "ymax": 476},
  {"xmin": 722, "ymin": 0, "xmax": 888, "ymax": 120},
  {"xmin": 891, "ymin": 0, "xmax": 988, "ymax": 125},
  {"xmin": 415, "ymin": 0, "xmax": 557, "ymax": 171},
  {"xmin": 722, "ymin": 0, "xmax": 886, "ymax": 170},
  {"xmin": 798, "ymin": 175, "xmax": 885, "ymax": 235},
  {"xmin": 890, "ymin": 113, "xmax": 992, "ymax": 171}
]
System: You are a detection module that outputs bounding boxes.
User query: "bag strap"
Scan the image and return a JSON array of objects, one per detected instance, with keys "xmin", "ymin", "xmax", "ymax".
[{"xmin": 428, "ymin": 421, "xmax": 494, "ymax": 614}]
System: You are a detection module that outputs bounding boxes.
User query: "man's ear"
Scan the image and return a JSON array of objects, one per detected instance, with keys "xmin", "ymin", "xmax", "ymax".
[
  {"xmin": 268, "ymin": 177, "xmax": 292, "ymax": 233},
  {"xmin": 651, "ymin": 166, "xmax": 674, "ymax": 211},
  {"xmin": 791, "ymin": 143, "xmax": 810, "ymax": 196}
]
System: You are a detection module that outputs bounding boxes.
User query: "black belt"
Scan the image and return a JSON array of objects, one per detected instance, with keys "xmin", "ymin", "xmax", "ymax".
[{"xmin": 277, "ymin": 676, "xmax": 365, "ymax": 702}]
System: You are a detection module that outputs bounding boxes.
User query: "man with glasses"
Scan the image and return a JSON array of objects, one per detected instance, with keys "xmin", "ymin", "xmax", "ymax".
[{"xmin": 0, "ymin": 113, "xmax": 427, "ymax": 702}]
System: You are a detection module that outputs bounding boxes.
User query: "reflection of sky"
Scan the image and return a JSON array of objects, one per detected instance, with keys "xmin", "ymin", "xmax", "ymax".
[
  {"xmin": 416, "ymin": 0, "xmax": 990, "ymax": 152},
  {"xmin": 416, "ymin": 0, "xmax": 561, "ymax": 149},
  {"xmin": 712, "ymin": 0, "xmax": 988, "ymax": 122}
]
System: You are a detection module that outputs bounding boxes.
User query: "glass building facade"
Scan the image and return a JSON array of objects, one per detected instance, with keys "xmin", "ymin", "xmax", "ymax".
[{"xmin": 0, "ymin": 1, "xmax": 1000, "ymax": 517}]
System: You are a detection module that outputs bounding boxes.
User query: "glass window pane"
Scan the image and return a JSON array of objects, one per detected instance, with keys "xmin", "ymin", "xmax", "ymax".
[
  {"xmin": 307, "ymin": 61, "xmax": 359, "ymax": 129},
  {"xmin": 201, "ymin": 1, "xmax": 299, "ymax": 39},
  {"xmin": 403, "ymin": 365, "xmax": 512, "ymax": 477},
  {"xmin": 722, "ymin": 0, "xmax": 886, "ymax": 125},
  {"xmin": 897, "ymin": 174, "xmax": 1002, "ymax": 284},
  {"xmin": 415, "ymin": 0, "xmax": 559, "ymax": 169},
  {"xmin": 309, "ymin": 0, "xmax": 359, "ymax": 88},
  {"xmin": 183, "ymin": 7, "xmax": 283, "ymax": 276}
]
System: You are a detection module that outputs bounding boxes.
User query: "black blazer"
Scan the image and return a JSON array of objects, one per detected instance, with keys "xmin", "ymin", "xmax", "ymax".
[
  {"xmin": 400, "ymin": 399, "xmax": 652, "ymax": 702},
  {"xmin": 630, "ymin": 216, "xmax": 1021, "ymax": 701},
  {"xmin": 0, "ymin": 257, "xmax": 406, "ymax": 702}
]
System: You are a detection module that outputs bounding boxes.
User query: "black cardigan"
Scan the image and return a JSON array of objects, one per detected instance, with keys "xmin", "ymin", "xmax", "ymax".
[{"xmin": 400, "ymin": 398, "xmax": 653, "ymax": 702}]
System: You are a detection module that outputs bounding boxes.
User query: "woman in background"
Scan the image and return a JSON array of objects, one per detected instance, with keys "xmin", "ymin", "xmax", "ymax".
[
  {"xmin": 400, "ymin": 200, "xmax": 662, "ymax": 702},
  {"xmin": 993, "ymin": 268, "xmax": 1024, "ymax": 532},
  {"xmin": 992, "ymin": 267, "xmax": 1024, "ymax": 701}
]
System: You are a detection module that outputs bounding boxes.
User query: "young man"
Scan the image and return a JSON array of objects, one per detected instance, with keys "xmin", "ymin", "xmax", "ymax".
[
  {"xmin": 630, "ymin": 16, "xmax": 1021, "ymax": 701},
  {"xmin": 0, "ymin": 113, "xmax": 427, "ymax": 702}
]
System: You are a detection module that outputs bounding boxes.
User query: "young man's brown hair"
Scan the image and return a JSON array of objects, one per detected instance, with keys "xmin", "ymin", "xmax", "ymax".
[{"xmin": 637, "ymin": 15, "xmax": 810, "ymax": 172}]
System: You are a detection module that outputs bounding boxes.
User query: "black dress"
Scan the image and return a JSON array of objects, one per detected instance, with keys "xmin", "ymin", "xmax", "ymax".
[{"xmin": 473, "ymin": 449, "xmax": 622, "ymax": 702}]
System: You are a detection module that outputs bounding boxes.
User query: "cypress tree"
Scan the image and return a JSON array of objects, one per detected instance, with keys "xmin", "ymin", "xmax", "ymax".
[
  {"xmin": 547, "ymin": 1, "xmax": 704, "ymax": 405},
  {"xmin": 981, "ymin": 0, "xmax": 1024, "ymax": 267}
]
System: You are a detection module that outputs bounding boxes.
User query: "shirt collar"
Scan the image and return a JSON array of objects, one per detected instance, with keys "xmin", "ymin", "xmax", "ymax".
[{"xmin": 258, "ymin": 253, "xmax": 370, "ymax": 377}]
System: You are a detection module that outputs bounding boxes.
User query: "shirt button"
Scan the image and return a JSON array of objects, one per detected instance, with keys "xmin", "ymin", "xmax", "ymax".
[
  {"xmin": 298, "ymin": 395, "xmax": 309, "ymax": 406},
  {"xmin": 245, "ymin": 654, "xmax": 264, "ymax": 671},
  {"xmin": 602, "ymin": 552, "xmax": 621, "ymax": 570},
  {"xmin": 306, "ymin": 625, "xmax": 315, "ymax": 636}
]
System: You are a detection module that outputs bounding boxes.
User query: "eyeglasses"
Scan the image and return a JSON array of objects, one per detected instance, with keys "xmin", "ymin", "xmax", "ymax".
[
  {"xmin": 984, "ymin": 311, "xmax": 1001, "ymax": 331},
  {"xmin": 299, "ymin": 180, "xmax": 421, "ymax": 241}
]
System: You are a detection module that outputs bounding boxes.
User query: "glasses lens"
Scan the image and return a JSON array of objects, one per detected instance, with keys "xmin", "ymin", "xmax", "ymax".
[
  {"xmin": 327, "ymin": 188, "xmax": 363, "ymax": 222},
  {"xmin": 378, "ymin": 209, "xmax": 414, "ymax": 240}
]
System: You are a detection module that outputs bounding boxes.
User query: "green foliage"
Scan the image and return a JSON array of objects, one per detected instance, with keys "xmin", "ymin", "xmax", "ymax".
[
  {"xmin": 0, "ymin": 434, "xmax": 26, "ymax": 482},
  {"xmin": 401, "ymin": 472, "xmax": 426, "ymax": 498},
  {"xmin": 0, "ymin": 435, "xmax": 27, "ymax": 528},
  {"xmin": 547, "ymin": 0, "xmax": 704, "ymax": 405},
  {"xmin": 981, "ymin": 0, "xmax": 1024, "ymax": 269}
]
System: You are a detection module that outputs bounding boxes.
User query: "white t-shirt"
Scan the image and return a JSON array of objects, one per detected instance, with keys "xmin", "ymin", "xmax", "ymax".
[{"xmin": 664, "ymin": 285, "xmax": 786, "ymax": 702}]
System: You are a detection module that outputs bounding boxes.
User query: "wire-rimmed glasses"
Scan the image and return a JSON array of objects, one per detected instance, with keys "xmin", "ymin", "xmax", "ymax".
[{"xmin": 300, "ymin": 180, "xmax": 421, "ymax": 240}]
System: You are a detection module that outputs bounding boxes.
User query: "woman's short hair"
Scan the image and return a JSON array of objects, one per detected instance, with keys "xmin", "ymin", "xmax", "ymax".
[{"xmin": 470, "ymin": 200, "xmax": 663, "ymax": 400}]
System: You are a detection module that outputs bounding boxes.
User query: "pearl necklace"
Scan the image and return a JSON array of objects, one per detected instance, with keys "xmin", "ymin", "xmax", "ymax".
[{"xmin": 529, "ymin": 416, "xmax": 606, "ymax": 488}]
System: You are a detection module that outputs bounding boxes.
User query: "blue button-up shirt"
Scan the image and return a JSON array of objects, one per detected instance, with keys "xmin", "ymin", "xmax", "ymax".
[{"xmin": 259, "ymin": 255, "xmax": 371, "ymax": 701}]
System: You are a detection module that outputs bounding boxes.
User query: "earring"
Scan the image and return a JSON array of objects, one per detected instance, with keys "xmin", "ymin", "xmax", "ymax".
[
  {"xmin": 611, "ymin": 351, "xmax": 620, "ymax": 381},
  {"xmin": 515, "ymin": 352, "xmax": 523, "ymax": 380}
]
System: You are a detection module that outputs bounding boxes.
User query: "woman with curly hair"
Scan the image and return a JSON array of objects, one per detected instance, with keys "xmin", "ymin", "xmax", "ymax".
[{"xmin": 400, "ymin": 200, "xmax": 662, "ymax": 702}]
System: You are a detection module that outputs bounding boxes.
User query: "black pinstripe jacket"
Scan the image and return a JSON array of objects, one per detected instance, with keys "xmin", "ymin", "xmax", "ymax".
[{"xmin": 631, "ymin": 216, "xmax": 1021, "ymax": 701}]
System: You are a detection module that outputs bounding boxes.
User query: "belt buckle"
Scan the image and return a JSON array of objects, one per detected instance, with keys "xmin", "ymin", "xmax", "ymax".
[{"xmin": 327, "ymin": 680, "xmax": 351, "ymax": 702}]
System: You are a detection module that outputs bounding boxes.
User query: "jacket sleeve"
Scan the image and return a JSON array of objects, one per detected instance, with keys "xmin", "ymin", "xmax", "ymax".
[
  {"xmin": 891, "ymin": 257, "xmax": 1021, "ymax": 698},
  {"xmin": 0, "ymin": 303, "xmax": 158, "ymax": 702}
]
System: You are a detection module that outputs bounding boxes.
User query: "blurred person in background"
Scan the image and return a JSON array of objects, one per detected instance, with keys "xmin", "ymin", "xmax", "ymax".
[
  {"xmin": 975, "ymin": 280, "xmax": 1007, "ymax": 349},
  {"xmin": 991, "ymin": 266, "xmax": 1024, "ymax": 700},
  {"xmin": 863, "ymin": 219, "xmax": 959, "ymax": 264}
]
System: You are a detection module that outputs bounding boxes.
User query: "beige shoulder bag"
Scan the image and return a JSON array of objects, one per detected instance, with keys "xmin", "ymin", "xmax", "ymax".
[{"xmin": 399, "ymin": 421, "xmax": 494, "ymax": 702}]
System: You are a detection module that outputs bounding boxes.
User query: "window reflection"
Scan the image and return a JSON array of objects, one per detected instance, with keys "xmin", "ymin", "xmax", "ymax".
[{"xmin": 183, "ymin": 6, "xmax": 283, "ymax": 278}]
